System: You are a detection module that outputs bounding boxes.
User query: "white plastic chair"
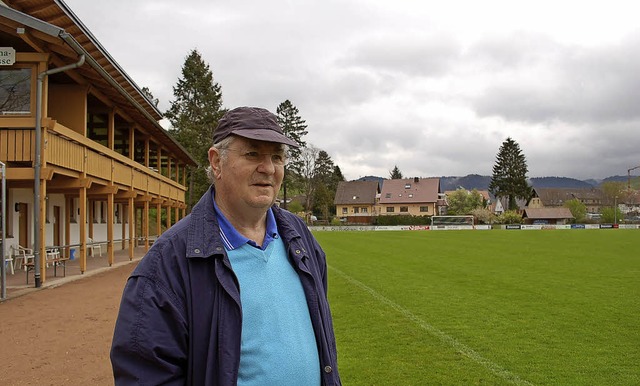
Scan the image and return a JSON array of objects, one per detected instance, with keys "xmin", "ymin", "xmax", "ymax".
[
  {"xmin": 4, "ymin": 250, "xmax": 14, "ymax": 275},
  {"xmin": 88, "ymin": 238, "xmax": 102, "ymax": 257},
  {"xmin": 12, "ymin": 245, "xmax": 34, "ymax": 271}
]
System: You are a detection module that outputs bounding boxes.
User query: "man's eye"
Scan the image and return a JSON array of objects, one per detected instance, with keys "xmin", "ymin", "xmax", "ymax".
[
  {"xmin": 244, "ymin": 151, "xmax": 260, "ymax": 160},
  {"xmin": 272, "ymin": 154, "xmax": 284, "ymax": 163}
]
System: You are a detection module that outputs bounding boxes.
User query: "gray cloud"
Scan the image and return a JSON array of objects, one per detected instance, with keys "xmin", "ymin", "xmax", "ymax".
[{"xmin": 65, "ymin": 0, "xmax": 640, "ymax": 181}]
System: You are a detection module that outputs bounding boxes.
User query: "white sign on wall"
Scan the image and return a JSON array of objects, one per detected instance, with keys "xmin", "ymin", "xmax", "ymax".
[{"xmin": 0, "ymin": 47, "xmax": 16, "ymax": 65}]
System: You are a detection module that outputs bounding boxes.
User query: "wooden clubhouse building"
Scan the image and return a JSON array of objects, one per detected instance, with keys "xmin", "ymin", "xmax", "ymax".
[{"xmin": 1, "ymin": 0, "xmax": 197, "ymax": 286}]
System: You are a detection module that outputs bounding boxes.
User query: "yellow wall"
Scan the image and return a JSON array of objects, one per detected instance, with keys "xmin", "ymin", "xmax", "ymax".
[
  {"xmin": 380, "ymin": 203, "xmax": 434, "ymax": 216},
  {"xmin": 48, "ymin": 84, "xmax": 87, "ymax": 135}
]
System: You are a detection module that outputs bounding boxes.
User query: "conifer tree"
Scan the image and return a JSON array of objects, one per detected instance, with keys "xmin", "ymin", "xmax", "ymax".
[
  {"xmin": 488, "ymin": 137, "xmax": 532, "ymax": 210},
  {"xmin": 276, "ymin": 100, "xmax": 308, "ymax": 209},
  {"xmin": 165, "ymin": 49, "xmax": 226, "ymax": 211},
  {"xmin": 389, "ymin": 165, "xmax": 403, "ymax": 179}
]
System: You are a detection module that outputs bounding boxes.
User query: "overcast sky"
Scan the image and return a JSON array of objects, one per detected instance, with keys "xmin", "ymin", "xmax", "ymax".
[{"xmin": 64, "ymin": 0, "xmax": 640, "ymax": 181}]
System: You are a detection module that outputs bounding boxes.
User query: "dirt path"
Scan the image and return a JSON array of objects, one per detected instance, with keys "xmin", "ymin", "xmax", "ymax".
[{"xmin": 0, "ymin": 262, "xmax": 137, "ymax": 385}]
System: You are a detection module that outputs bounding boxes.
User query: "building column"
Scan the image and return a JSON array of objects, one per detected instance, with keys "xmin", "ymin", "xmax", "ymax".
[
  {"xmin": 107, "ymin": 192, "xmax": 114, "ymax": 266},
  {"xmin": 128, "ymin": 197, "xmax": 134, "ymax": 260},
  {"xmin": 38, "ymin": 179, "xmax": 47, "ymax": 283},
  {"xmin": 79, "ymin": 186, "xmax": 87, "ymax": 273},
  {"xmin": 143, "ymin": 200, "xmax": 149, "ymax": 251}
]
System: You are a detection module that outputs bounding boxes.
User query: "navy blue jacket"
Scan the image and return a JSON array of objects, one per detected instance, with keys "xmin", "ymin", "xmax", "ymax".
[{"xmin": 110, "ymin": 186, "xmax": 341, "ymax": 385}]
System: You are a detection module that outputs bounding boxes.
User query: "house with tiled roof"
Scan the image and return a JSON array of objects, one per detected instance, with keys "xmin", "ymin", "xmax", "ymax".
[
  {"xmin": 334, "ymin": 180, "xmax": 380, "ymax": 224},
  {"xmin": 378, "ymin": 177, "xmax": 442, "ymax": 216},
  {"xmin": 532, "ymin": 188, "xmax": 604, "ymax": 213},
  {"xmin": 522, "ymin": 207, "xmax": 574, "ymax": 224}
]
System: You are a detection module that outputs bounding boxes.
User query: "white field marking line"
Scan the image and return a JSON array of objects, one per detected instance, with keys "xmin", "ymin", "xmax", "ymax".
[{"xmin": 329, "ymin": 265, "xmax": 534, "ymax": 386}]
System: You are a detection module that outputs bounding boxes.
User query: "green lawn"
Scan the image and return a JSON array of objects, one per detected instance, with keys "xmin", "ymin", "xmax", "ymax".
[{"xmin": 315, "ymin": 229, "xmax": 640, "ymax": 386}]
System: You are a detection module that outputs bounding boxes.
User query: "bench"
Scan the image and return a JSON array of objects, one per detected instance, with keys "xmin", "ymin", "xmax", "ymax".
[{"xmin": 22, "ymin": 255, "xmax": 69, "ymax": 284}]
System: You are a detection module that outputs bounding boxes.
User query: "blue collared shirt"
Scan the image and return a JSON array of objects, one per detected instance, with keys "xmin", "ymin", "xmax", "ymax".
[{"xmin": 213, "ymin": 198, "xmax": 278, "ymax": 251}]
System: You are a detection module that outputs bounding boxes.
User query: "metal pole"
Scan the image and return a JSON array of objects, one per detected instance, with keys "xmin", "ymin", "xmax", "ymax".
[
  {"xmin": 1, "ymin": 161, "xmax": 6, "ymax": 299},
  {"xmin": 614, "ymin": 196, "xmax": 617, "ymax": 225}
]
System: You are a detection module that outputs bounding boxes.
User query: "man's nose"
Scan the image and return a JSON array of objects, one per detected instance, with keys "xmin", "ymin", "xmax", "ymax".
[{"xmin": 256, "ymin": 154, "xmax": 277, "ymax": 173}]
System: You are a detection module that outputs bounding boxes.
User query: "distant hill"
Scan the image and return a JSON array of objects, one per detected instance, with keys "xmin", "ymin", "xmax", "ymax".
[
  {"xmin": 355, "ymin": 174, "xmax": 629, "ymax": 191},
  {"xmin": 439, "ymin": 174, "xmax": 490, "ymax": 191},
  {"xmin": 529, "ymin": 177, "xmax": 593, "ymax": 189}
]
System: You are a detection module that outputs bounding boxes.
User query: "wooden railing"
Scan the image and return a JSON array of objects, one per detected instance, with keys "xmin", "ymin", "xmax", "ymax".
[
  {"xmin": 0, "ymin": 128, "xmax": 35, "ymax": 162},
  {"xmin": 0, "ymin": 121, "xmax": 186, "ymax": 202}
]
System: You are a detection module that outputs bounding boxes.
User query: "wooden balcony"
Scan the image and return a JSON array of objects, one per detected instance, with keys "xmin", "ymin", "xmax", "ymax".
[{"xmin": 0, "ymin": 119, "xmax": 186, "ymax": 203}]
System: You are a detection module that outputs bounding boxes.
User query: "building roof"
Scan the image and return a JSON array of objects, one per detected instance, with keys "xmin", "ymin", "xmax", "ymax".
[
  {"xmin": 379, "ymin": 177, "xmax": 440, "ymax": 204},
  {"xmin": 523, "ymin": 207, "xmax": 574, "ymax": 220},
  {"xmin": 334, "ymin": 180, "xmax": 379, "ymax": 205},
  {"xmin": 1, "ymin": 0, "xmax": 197, "ymax": 166},
  {"xmin": 533, "ymin": 187, "xmax": 603, "ymax": 206}
]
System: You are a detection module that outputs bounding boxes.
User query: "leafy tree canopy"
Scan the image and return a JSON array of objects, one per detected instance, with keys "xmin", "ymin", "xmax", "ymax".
[
  {"xmin": 447, "ymin": 189, "xmax": 485, "ymax": 215},
  {"xmin": 564, "ymin": 198, "xmax": 587, "ymax": 223}
]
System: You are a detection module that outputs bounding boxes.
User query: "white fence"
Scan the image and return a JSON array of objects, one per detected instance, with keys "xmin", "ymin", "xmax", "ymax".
[{"xmin": 309, "ymin": 224, "xmax": 640, "ymax": 232}]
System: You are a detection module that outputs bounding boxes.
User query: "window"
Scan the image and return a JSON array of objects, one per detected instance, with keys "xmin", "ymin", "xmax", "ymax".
[
  {"xmin": 386, "ymin": 207, "xmax": 395, "ymax": 213},
  {"xmin": 385, "ymin": 193, "xmax": 391, "ymax": 198},
  {"xmin": 400, "ymin": 206, "xmax": 409, "ymax": 213},
  {"xmin": 354, "ymin": 207, "xmax": 360, "ymax": 214},
  {"xmin": 405, "ymin": 184, "xmax": 411, "ymax": 189},
  {"xmin": 362, "ymin": 207, "xmax": 368, "ymax": 213},
  {"xmin": 0, "ymin": 68, "xmax": 32, "ymax": 115},
  {"xmin": 342, "ymin": 207, "xmax": 348, "ymax": 214},
  {"xmin": 408, "ymin": 194, "xmax": 414, "ymax": 198},
  {"xmin": 420, "ymin": 206, "xmax": 429, "ymax": 212}
]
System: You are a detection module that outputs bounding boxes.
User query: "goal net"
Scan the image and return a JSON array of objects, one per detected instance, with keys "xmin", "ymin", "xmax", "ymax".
[{"xmin": 430, "ymin": 215, "xmax": 474, "ymax": 228}]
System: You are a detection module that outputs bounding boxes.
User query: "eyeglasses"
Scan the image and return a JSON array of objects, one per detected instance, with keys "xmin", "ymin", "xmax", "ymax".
[{"xmin": 224, "ymin": 148, "xmax": 288, "ymax": 166}]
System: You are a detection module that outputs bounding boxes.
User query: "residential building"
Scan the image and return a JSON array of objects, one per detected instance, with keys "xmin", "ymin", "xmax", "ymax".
[
  {"xmin": 1, "ymin": 1, "xmax": 197, "ymax": 284},
  {"xmin": 531, "ymin": 187, "xmax": 604, "ymax": 213},
  {"xmin": 334, "ymin": 180, "xmax": 380, "ymax": 224},
  {"xmin": 522, "ymin": 207, "xmax": 574, "ymax": 225},
  {"xmin": 378, "ymin": 177, "xmax": 441, "ymax": 216}
]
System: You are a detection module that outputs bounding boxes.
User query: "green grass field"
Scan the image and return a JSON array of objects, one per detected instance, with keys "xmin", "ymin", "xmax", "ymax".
[{"xmin": 315, "ymin": 229, "xmax": 640, "ymax": 386}]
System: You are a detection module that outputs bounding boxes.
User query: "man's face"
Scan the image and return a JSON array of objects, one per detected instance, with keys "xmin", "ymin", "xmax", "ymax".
[{"xmin": 209, "ymin": 136, "xmax": 286, "ymax": 214}]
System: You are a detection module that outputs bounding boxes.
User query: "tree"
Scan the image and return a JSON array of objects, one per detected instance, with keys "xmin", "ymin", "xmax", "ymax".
[
  {"xmin": 446, "ymin": 189, "xmax": 485, "ymax": 215},
  {"xmin": 276, "ymin": 100, "xmax": 308, "ymax": 209},
  {"xmin": 312, "ymin": 151, "xmax": 337, "ymax": 219},
  {"xmin": 470, "ymin": 207, "xmax": 496, "ymax": 224},
  {"xmin": 600, "ymin": 206, "xmax": 623, "ymax": 224},
  {"xmin": 600, "ymin": 181, "xmax": 626, "ymax": 205},
  {"xmin": 564, "ymin": 198, "xmax": 587, "ymax": 223},
  {"xmin": 497, "ymin": 210, "xmax": 523, "ymax": 224},
  {"xmin": 488, "ymin": 137, "xmax": 532, "ymax": 211},
  {"xmin": 389, "ymin": 165, "xmax": 403, "ymax": 179},
  {"xmin": 141, "ymin": 86, "xmax": 159, "ymax": 107},
  {"xmin": 165, "ymin": 49, "xmax": 226, "ymax": 211}
]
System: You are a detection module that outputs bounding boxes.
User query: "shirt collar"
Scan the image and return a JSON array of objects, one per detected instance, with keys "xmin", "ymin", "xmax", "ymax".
[{"xmin": 213, "ymin": 196, "xmax": 279, "ymax": 251}]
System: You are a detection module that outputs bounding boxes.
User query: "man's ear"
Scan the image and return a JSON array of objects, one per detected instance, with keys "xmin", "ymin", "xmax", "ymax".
[{"xmin": 208, "ymin": 147, "xmax": 222, "ymax": 179}]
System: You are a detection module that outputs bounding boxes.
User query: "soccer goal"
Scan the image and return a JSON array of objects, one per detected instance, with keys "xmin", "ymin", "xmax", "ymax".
[{"xmin": 430, "ymin": 215, "xmax": 475, "ymax": 229}]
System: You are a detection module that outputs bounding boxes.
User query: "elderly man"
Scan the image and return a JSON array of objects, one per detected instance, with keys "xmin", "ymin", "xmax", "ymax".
[{"xmin": 110, "ymin": 107, "xmax": 341, "ymax": 386}]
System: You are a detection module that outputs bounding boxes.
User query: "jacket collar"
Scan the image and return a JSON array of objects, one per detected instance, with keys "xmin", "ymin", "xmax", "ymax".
[
  {"xmin": 185, "ymin": 185, "xmax": 226, "ymax": 259},
  {"xmin": 185, "ymin": 186, "xmax": 303, "ymax": 259}
]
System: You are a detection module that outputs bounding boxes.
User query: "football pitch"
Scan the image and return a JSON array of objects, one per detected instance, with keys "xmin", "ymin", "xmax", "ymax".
[{"xmin": 314, "ymin": 229, "xmax": 639, "ymax": 386}]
